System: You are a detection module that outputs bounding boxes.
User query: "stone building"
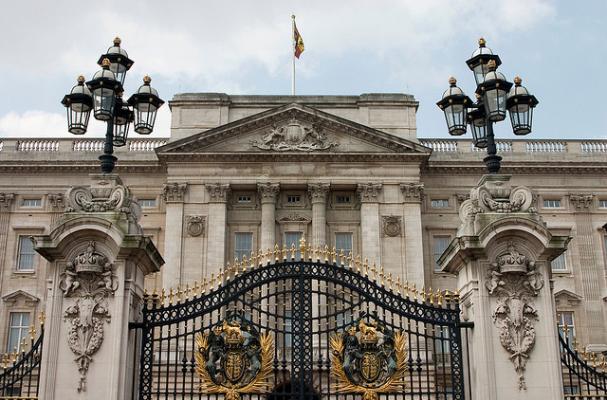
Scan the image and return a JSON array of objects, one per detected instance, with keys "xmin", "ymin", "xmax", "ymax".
[{"xmin": 0, "ymin": 92, "xmax": 606, "ymax": 358}]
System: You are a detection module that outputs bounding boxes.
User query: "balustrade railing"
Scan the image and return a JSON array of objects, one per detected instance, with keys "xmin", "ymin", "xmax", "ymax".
[
  {"xmin": 581, "ymin": 141, "xmax": 607, "ymax": 153},
  {"xmin": 16, "ymin": 140, "xmax": 59, "ymax": 152},
  {"xmin": 526, "ymin": 140, "xmax": 567, "ymax": 153}
]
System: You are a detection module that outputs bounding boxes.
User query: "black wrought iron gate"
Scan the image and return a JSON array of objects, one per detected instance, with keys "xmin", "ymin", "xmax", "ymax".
[{"xmin": 133, "ymin": 251, "xmax": 467, "ymax": 400}]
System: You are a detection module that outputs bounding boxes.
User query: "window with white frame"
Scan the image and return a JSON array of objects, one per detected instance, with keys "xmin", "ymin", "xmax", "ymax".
[
  {"xmin": 234, "ymin": 233, "xmax": 253, "ymax": 262},
  {"xmin": 599, "ymin": 199, "xmax": 607, "ymax": 208},
  {"xmin": 20, "ymin": 198, "xmax": 42, "ymax": 208},
  {"xmin": 237, "ymin": 195, "xmax": 252, "ymax": 203},
  {"xmin": 139, "ymin": 199, "xmax": 157, "ymax": 208},
  {"xmin": 17, "ymin": 236, "xmax": 35, "ymax": 271},
  {"xmin": 7, "ymin": 312, "xmax": 30, "ymax": 352},
  {"xmin": 286, "ymin": 194, "xmax": 301, "ymax": 204},
  {"xmin": 551, "ymin": 252, "xmax": 567, "ymax": 272},
  {"xmin": 543, "ymin": 199, "xmax": 561, "ymax": 208},
  {"xmin": 433, "ymin": 236, "xmax": 451, "ymax": 272},
  {"xmin": 335, "ymin": 194, "xmax": 352, "ymax": 204},
  {"xmin": 335, "ymin": 232, "xmax": 353, "ymax": 256},
  {"xmin": 557, "ymin": 312, "xmax": 575, "ymax": 344},
  {"xmin": 431, "ymin": 199, "xmax": 449, "ymax": 208}
]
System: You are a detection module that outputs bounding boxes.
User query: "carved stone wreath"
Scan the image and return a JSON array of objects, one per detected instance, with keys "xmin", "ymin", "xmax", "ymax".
[
  {"xmin": 186, "ymin": 215, "xmax": 206, "ymax": 237},
  {"xmin": 382, "ymin": 216, "xmax": 402, "ymax": 237}
]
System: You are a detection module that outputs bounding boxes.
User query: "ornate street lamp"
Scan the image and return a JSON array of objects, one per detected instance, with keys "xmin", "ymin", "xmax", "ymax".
[
  {"xmin": 437, "ymin": 38, "xmax": 538, "ymax": 174},
  {"xmin": 61, "ymin": 37, "xmax": 164, "ymax": 173}
]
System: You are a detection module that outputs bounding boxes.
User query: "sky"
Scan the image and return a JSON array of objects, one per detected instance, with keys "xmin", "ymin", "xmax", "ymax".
[{"xmin": 0, "ymin": 0, "xmax": 605, "ymax": 140}]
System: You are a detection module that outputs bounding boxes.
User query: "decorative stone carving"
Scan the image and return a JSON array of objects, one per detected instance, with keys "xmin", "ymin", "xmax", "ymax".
[
  {"xmin": 485, "ymin": 242, "xmax": 544, "ymax": 390},
  {"xmin": 48, "ymin": 193, "xmax": 65, "ymax": 211},
  {"xmin": 455, "ymin": 193, "xmax": 469, "ymax": 207},
  {"xmin": 257, "ymin": 183, "xmax": 280, "ymax": 204},
  {"xmin": 251, "ymin": 118, "xmax": 338, "ymax": 151},
  {"xmin": 382, "ymin": 216, "xmax": 402, "ymax": 237},
  {"xmin": 186, "ymin": 215, "xmax": 206, "ymax": 237},
  {"xmin": 0, "ymin": 193, "xmax": 15, "ymax": 210},
  {"xmin": 569, "ymin": 193, "xmax": 594, "ymax": 211},
  {"xmin": 205, "ymin": 183, "xmax": 231, "ymax": 203},
  {"xmin": 277, "ymin": 214, "xmax": 312, "ymax": 224},
  {"xmin": 400, "ymin": 183, "xmax": 424, "ymax": 203},
  {"xmin": 308, "ymin": 183, "xmax": 330, "ymax": 204},
  {"xmin": 357, "ymin": 183, "xmax": 383, "ymax": 203},
  {"xmin": 60, "ymin": 241, "xmax": 118, "ymax": 392},
  {"xmin": 162, "ymin": 182, "xmax": 188, "ymax": 203}
]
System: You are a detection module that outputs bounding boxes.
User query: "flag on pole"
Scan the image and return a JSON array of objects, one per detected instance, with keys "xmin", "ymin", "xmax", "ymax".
[{"xmin": 293, "ymin": 20, "xmax": 305, "ymax": 58}]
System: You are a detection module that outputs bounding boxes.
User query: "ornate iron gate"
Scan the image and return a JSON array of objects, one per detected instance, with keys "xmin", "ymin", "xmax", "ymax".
[{"xmin": 134, "ymin": 246, "xmax": 467, "ymax": 399}]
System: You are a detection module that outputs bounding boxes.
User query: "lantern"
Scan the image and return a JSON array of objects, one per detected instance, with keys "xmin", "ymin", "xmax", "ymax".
[
  {"xmin": 61, "ymin": 76, "xmax": 93, "ymax": 134},
  {"xmin": 128, "ymin": 76, "xmax": 165, "ymax": 134},
  {"xmin": 507, "ymin": 76, "xmax": 538, "ymax": 135},
  {"xmin": 476, "ymin": 60, "xmax": 512, "ymax": 122},
  {"xmin": 112, "ymin": 93, "xmax": 134, "ymax": 147},
  {"xmin": 86, "ymin": 58, "xmax": 122, "ymax": 121},
  {"xmin": 466, "ymin": 37, "xmax": 502, "ymax": 86},
  {"xmin": 436, "ymin": 77, "xmax": 472, "ymax": 136},
  {"xmin": 97, "ymin": 37, "xmax": 134, "ymax": 86}
]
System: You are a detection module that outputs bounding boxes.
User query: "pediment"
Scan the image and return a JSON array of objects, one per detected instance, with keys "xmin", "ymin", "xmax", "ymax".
[
  {"xmin": 555, "ymin": 289, "xmax": 583, "ymax": 306},
  {"xmin": 2, "ymin": 290, "xmax": 39, "ymax": 305},
  {"xmin": 157, "ymin": 104, "xmax": 430, "ymax": 162}
]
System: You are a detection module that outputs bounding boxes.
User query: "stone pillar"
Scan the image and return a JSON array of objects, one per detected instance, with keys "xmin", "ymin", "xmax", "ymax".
[
  {"xmin": 440, "ymin": 175, "xmax": 570, "ymax": 400},
  {"xmin": 161, "ymin": 182, "xmax": 187, "ymax": 289},
  {"xmin": 308, "ymin": 183, "xmax": 330, "ymax": 247},
  {"xmin": 400, "ymin": 183, "xmax": 425, "ymax": 287},
  {"xmin": 258, "ymin": 183, "xmax": 280, "ymax": 251},
  {"xmin": 32, "ymin": 174, "xmax": 163, "ymax": 400},
  {"xmin": 357, "ymin": 183, "xmax": 382, "ymax": 264},
  {"xmin": 205, "ymin": 184, "xmax": 230, "ymax": 276}
]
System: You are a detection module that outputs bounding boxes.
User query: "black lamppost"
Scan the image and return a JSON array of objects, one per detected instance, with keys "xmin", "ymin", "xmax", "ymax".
[
  {"xmin": 61, "ymin": 37, "xmax": 164, "ymax": 173},
  {"xmin": 437, "ymin": 38, "xmax": 538, "ymax": 173}
]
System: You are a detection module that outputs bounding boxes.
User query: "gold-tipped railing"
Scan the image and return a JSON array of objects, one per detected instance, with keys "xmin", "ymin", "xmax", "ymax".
[{"xmin": 144, "ymin": 238, "xmax": 460, "ymax": 309}]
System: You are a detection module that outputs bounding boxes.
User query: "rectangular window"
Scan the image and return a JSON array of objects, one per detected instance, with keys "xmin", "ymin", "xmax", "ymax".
[
  {"xmin": 237, "ymin": 195, "xmax": 252, "ymax": 203},
  {"xmin": 599, "ymin": 200, "xmax": 607, "ymax": 208},
  {"xmin": 17, "ymin": 236, "xmax": 35, "ymax": 271},
  {"xmin": 433, "ymin": 236, "xmax": 451, "ymax": 272},
  {"xmin": 551, "ymin": 252, "xmax": 567, "ymax": 271},
  {"xmin": 7, "ymin": 312, "xmax": 30, "ymax": 353},
  {"xmin": 557, "ymin": 312, "xmax": 575, "ymax": 344},
  {"xmin": 431, "ymin": 199, "xmax": 449, "ymax": 208},
  {"xmin": 287, "ymin": 195, "xmax": 301, "ymax": 204},
  {"xmin": 139, "ymin": 199, "xmax": 156, "ymax": 208},
  {"xmin": 434, "ymin": 326, "xmax": 451, "ymax": 364},
  {"xmin": 543, "ymin": 199, "xmax": 561, "ymax": 208},
  {"xmin": 20, "ymin": 198, "xmax": 41, "ymax": 208},
  {"xmin": 234, "ymin": 233, "xmax": 253, "ymax": 262},
  {"xmin": 336, "ymin": 195, "xmax": 352, "ymax": 204},
  {"xmin": 284, "ymin": 232, "xmax": 302, "ymax": 259},
  {"xmin": 335, "ymin": 233, "xmax": 353, "ymax": 256}
]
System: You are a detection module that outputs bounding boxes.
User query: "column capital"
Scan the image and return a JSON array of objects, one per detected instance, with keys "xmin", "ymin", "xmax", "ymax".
[
  {"xmin": 569, "ymin": 193, "xmax": 594, "ymax": 212},
  {"xmin": 205, "ymin": 183, "xmax": 231, "ymax": 203},
  {"xmin": 0, "ymin": 193, "xmax": 15, "ymax": 211},
  {"xmin": 48, "ymin": 193, "xmax": 65, "ymax": 211},
  {"xmin": 257, "ymin": 183, "xmax": 280, "ymax": 204},
  {"xmin": 308, "ymin": 183, "xmax": 330, "ymax": 204},
  {"xmin": 357, "ymin": 183, "xmax": 383, "ymax": 203},
  {"xmin": 162, "ymin": 182, "xmax": 188, "ymax": 203},
  {"xmin": 400, "ymin": 183, "xmax": 424, "ymax": 203}
]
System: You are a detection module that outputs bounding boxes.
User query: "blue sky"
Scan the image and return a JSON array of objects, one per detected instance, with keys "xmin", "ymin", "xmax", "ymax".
[{"xmin": 0, "ymin": 0, "xmax": 605, "ymax": 139}]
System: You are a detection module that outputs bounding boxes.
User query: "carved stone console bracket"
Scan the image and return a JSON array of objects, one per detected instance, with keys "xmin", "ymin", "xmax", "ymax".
[
  {"xmin": 485, "ymin": 241, "xmax": 544, "ymax": 390},
  {"xmin": 60, "ymin": 241, "xmax": 118, "ymax": 392}
]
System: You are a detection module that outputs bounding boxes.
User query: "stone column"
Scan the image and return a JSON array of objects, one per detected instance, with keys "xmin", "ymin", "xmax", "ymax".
[
  {"xmin": 400, "ymin": 183, "xmax": 425, "ymax": 287},
  {"xmin": 440, "ymin": 175, "xmax": 569, "ymax": 400},
  {"xmin": 258, "ymin": 183, "xmax": 280, "ymax": 251},
  {"xmin": 205, "ymin": 184, "xmax": 230, "ymax": 276},
  {"xmin": 161, "ymin": 182, "xmax": 187, "ymax": 289},
  {"xmin": 33, "ymin": 174, "xmax": 163, "ymax": 400},
  {"xmin": 357, "ymin": 183, "xmax": 382, "ymax": 264},
  {"xmin": 308, "ymin": 183, "xmax": 330, "ymax": 247}
]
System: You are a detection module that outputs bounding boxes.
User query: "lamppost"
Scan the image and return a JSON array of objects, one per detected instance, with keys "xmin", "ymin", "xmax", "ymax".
[
  {"xmin": 61, "ymin": 37, "xmax": 164, "ymax": 173},
  {"xmin": 437, "ymin": 38, "xmax": 538, "ymax": 174}
]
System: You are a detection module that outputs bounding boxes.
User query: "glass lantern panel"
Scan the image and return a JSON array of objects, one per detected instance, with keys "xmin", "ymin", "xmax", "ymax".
[
  {"xmin": 445, "ymin": 104, "xmax": 466, "ymax": 135},
  {"xmin": 484, "ymin": 89, "xmax": 507, "ymax": 121},
  {"xmin": 471, "ymin": 122, "xmax": 488, "ymax": 148},
  {"xmin": 93, "ymin": 88, "xmax": 116, "ymax": 120},
  {"xmin": 134, "ymin": 109, "xmax": 157, "ymax": 134},
  {"xmin": 67, "ymin": 107, "xmax": 90, "ymax": 135},
  {"xmin": 510, "ymin": 104, "xmax": 533, "ymax": 135},
  {"xmin": 473, "ymin": 64, "xmax": 486, "ymax": 85}
]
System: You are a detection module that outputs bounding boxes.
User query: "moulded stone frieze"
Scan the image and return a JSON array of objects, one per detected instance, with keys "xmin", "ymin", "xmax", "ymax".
[
  {"xmin": 257, "ymin": 183, "xmax": 280, "ymax": 204},
  {"xmin": 48, "ymin": 193, "xmax": 65, "ymax": 210},
  {"xmin": 357, "ymin": 183, "xmax": 383, "ymax": 203},
  {"xmin": 205, "ymin": 183, "xmax": 231, "ymax": 203},
  {"xmin": 485, "ymin": 241, "xmax": 544, "ymax": 390},
  {"xmin": 400, "ymin": 183, "xmax": 424, "ymax": 203},
  {"xmin": 0, "ymin": 193, "xmax": 15, "ymax": 211},
  {"xmin": 162, "ymin": 182, "xmax": 188, "ymax": 203},
  {"xmin": 569, "ymin": 193, "xmax": 594, "ymax": 211},
  {"xmin": 382, "ymin": 216, "xmax": 402, "ymax": 237},
  {"xmin": 308, "ymin": 183, "xmax": 330, "ymax": 204},
  {"xmin": 186, "ymin": 215, "xmax": 206, "ymax": 237}
]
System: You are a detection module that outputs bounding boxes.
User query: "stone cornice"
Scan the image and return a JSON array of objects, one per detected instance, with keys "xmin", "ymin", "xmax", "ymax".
[
  {"xmin": 257, "ymin": 183, "xmax": 280, "ymax": 204},
  {"xmin": 308, "ymin": 183, "xmax": 331, "ymax": 204},
  {"xmin": 205, "ymin": 183, "xmax": 231, "ymax": 203}
]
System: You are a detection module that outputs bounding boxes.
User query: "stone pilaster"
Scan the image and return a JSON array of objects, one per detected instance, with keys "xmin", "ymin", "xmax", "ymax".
[
  {"xmin": 161, "ymin": 183, "xmax": 188, "ymax": 289},
  {"xmin": 205, "ymin": 184, "xmax": 230, "ymax": 276},
  {"xmin": 0, "ymin": 193, "xmax": 14, "ymax": 291},
  {"xmin": 308, "ymin": 183, "xmax": 330, "ymax": 247},
  {"xmin": 48, "ymin": 193, "xmax": 65, "ymax": 227},
  {"xmin": 357, "ymin": 183, "xmax": 382, "ymax": 265},
  {"xmin": 258, "ymin": 183, "xmax": 280, "ymax": 251},
  {"xmin": 400, "ymin": 183, "xmax": 425, "ymax": 287}
]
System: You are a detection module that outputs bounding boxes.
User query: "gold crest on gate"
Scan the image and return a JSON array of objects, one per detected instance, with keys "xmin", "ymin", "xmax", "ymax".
[
  {"xmin": 330, "ymin": 315, "xmax": 408, "ymax": 400},
  {"xmin": 195, "ymin": 313, "xmax": 274, "ymax": 400}
]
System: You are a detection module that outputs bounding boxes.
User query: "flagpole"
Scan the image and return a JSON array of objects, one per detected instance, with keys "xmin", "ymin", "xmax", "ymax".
[{"xmin": 291, "ymin": 14, "xmax": 296, "ymax": 96}]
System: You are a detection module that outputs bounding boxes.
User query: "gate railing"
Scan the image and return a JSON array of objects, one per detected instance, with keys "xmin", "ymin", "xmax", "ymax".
[
  {"xmin": 0, "ymin": 321, "xmax": 43, "ymax": 400},
  {"xmin": 559, "ymin": 326, "xmax": 607, "ymax": 399}
]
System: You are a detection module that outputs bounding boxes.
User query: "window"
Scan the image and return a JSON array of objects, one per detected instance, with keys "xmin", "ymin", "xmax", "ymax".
[
  {"xmin": 543, "ymin": 199, "xmax": 561, "ymax": 208},
  {"xmin": 287, "ymin": 195, "xmax": 301, "ymax": 204},
  {"xmin": 599, "ymin": 199, "xmax": 607, "ymax": 208},
  {"xmin": 336, "ymin": 195, "xmax": 352, "ymax": 204},
  {"xmin": 17, "ymin": 236, "xmax": 35, "ymax": 271},
  {"xmin": 7, "ymin": 312, "xmax": 30, "ymax": 352},
  {"xmin": 234, "ymin": 233, "xmax": 253, "ymax": 262},
  {"xmin": 431, "ymin": 199, "xmax": 449, "ymax": 208},
  {"xmin": 335, "ymin": 233, "xmax": 353, "ymax": 256},
  {"xmin": 551, "ymin": 252, "xmax": 567, "ymax": 272},
  {"xmin": 20, "ymin": 198, "xmax": 41, "ymax": 208},
  {"xmin": 284, "ymin": 232, "xmax": 302, "ymax": 258},
  {"xmin": 563, "ymin": 386, "xmax": 579, "ymax": 395},
  {"xmin": 434, "ymin": 326, "xmax": 451, "ymax": 364},
  {"xmin": 557, "ymin": 312, "xmax": 575, "ymax": 344},
  {"xmin": 237, "ymin": 195, "xmax": 251, "ymax": 203},
  {"xmin": 433, "ymin": 236, "xmax": 451, "ymax": 272},
  {"xmin": 139, "ymin": 199, "xmax": 156, "ymax": 208}
]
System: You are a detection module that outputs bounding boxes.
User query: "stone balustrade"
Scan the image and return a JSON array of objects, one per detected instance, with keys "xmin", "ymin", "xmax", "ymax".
[
  {"xmin": 0, "ymin": 138, "xmax": 167, "ymax": 153},
  {"xmin": 419, "ymin": 138, "xmax": 605, "ymax": 154}
]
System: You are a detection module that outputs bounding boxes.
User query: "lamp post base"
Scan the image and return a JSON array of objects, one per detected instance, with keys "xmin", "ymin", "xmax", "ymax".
[
  {"xmin": 483, "ymin": 154, "xmax": 502, "ymax": 174},
  {"xmin": 99, "ymin": 154, "xmax": 117, "ymax": 174}
]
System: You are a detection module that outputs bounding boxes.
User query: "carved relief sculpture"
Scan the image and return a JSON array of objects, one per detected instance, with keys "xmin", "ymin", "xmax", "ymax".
[
  {"xmin": 48, "ymin": 193, "xmax": 65, "ymax": 210},
  {"xmin": 357, "ymin": 183, "xmax": 383, "ymax": 203},
  {"xmin": 0, "ymin": 193, "xmax": 14, "ymax": 210},
  {"xmin": 485, "ymin": 242, "xmax": 544, "ymax": 390},
  {"xmin": 60, "ymin": 241, "xmax": 118, "ymax": 392},
  {"xmin": 186, "ymin": 215, "xmax": 206, "ymax": 237},
  {"xmin": 382, "ymin": 216, "xmax": 402, "ymax": 237},
  {"xmin": 162, "ymin": 182, "xmax": 188, "ymax": 203},
  {"xmin": 400, "ymin": 183, "xmax": 424, "ymax": 203},
  {"xmin": 205, "ymin": 183, "xmax": 231, "ymax": 203},
  {"xmin": 251, "ymin": 118, "xmax": 338, "ymax": 151}
]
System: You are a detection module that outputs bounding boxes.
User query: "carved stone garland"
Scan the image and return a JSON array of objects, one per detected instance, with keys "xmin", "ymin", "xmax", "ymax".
[
  {"xmin": 485, "ymin": 242, "xmax": 544, "ymax": 390},
  {"xmin": 60, "ymin": 241, "xmax": 118, "ymax": 392}
]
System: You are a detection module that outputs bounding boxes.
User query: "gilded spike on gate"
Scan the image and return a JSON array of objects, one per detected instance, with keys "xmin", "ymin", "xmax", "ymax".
[
  {"xmin": 355, "ymin": 255, "xmax": 361, "ymax": 274},
  {"xmin": 363, "ymin": 258, "xmax": 369, "ymax": 275},
  {"xmin": 274, "ymin": 244, "xmax": 280, "ymax": 261},
  {"xmin": 347, "ymin": 252, "xmax": 353, "ymax": 269},
  {"xmin": 234, "ymin": 258, "xmax": 240, "ymax": 276},
  {"xmin": 428, "ymin": 287, "xmax": 434, "ymax": 304},
  {"xmin": 379, "ymin": 266, "xmax": 385, "ymax": 286},
  {"xmin": 282, "ymin": 244, "xmax": 288, "ymax": 261},
  {"xmin": 323, "ymin": 244, "xmax": 329, "ymax": 262},
  {"xmin": 290, "ymin": 243, "xmax": 296, "ymax": 260},
  {"xmin": 168, "ymin": 288, "xmax": 174, "ymax": 306},
  {"xmin": 412, "ymin": 284, "xmax": 417, "ymax": 300},
  {"xmin": 396, "ymin": 276, "xmax": 402, "ymax": 293},
  {"xmin": 437, "ymin": 289, "xmax": 443, "ymax": 305},
  {"xmin": 371, "ymin": 263, "xmax": 377, "ymax": 281},
  {"xmin": 331, "ymin": 247, "xmax": 337, "ymax": 264},
  {"xmin": 299, "ymin": 237, "xmax": 307, "ymax": 260},
  {"xmin": 387, "ymin": 273, "xmax": 393, "ymax": 291},
  {"xmin": 241, "ymin": 255, "xmax": 248, "ymax": 272}
]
